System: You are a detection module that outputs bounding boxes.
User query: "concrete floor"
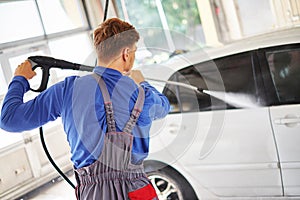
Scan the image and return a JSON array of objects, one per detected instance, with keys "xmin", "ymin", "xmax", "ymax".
[{"xmin": 16, "ymin": 174, "xmax": 77, "ymax": 200}]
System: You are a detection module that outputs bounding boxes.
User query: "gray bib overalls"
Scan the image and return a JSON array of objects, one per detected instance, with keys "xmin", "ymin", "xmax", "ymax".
[{"xmin": 74, "ymin": 74, "xmax": 158, "ymax": 200}]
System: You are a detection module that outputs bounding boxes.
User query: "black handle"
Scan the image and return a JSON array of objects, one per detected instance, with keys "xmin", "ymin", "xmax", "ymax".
[{"xmin": 30, "ymin": 64, "xmax": 50, "ymax": 92}]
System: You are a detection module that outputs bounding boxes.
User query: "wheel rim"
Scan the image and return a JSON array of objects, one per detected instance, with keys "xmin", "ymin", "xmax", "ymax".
[{"xmin": 148, "ymin": 174, "xmax": 183, "ymax": 200}]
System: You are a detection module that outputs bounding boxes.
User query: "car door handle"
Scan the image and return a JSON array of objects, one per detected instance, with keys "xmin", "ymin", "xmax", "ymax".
[
  {"xmin": 168, "ymin": 124, "xmax": 186, "ymax": 134},
  {"xmin": 168, "ymin": 124, "xmax": 179, "ymax": 134},
  {"xmin": 274, "ymin": 117, "xmax": 300, "ymax": 126}
]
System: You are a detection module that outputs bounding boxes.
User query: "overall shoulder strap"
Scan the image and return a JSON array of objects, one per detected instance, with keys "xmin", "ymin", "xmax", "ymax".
[
  {"xmin": 123, "ymin": 86, "xmax": 145, "ymax": 134},
  {"xmin": 92, "ymin": 73, "xmax": 116, "ymax": 132}
]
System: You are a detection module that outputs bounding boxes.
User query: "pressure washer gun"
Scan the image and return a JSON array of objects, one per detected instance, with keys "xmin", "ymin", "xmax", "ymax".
[
  {"xmin": 27, "ymin": 55, "xmax": 95, "ymax": 189},
  {"xmin": 28, "ymin": 56, "xmax": 94, "ymax": 92}
]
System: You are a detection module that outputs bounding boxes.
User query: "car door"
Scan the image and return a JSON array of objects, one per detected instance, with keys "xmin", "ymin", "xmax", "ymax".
[
  {"xmin": 262, "ymin": 46, "xmax": 300, "ymax": 196},
  {"xmin": 161, "ymin": 52, "xmax": 283, "ymax": 197}
]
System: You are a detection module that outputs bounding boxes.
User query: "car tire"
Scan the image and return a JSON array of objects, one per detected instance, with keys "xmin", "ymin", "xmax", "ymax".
[{"xmin": 146, "ymin": 166, "xmax": 198, "ymax": 200}]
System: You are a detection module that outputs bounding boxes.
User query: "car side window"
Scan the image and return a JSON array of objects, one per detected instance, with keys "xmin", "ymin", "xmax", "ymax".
[
  {"xmin": 163, "ymin": 52, "xmax": 259, "ymax": 113},
  {"xmin": 266, "ymin": 49, "xmax": 300, "ymax": 104}
]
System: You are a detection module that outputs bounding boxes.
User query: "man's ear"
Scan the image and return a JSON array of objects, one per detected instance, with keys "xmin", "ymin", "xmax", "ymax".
[{"xmin": 122, "ymin": 48, "xmax": 130, "ymax": 61}]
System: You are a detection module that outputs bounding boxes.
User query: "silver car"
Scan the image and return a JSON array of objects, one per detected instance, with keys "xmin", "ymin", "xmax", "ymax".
[{"xmin": 140, "ymin": 27, "xmax": 300, "ymax": 199}]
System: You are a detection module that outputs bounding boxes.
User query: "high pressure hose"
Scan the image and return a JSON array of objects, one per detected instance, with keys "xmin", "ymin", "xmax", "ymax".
[{"xmin": 39, "ymin": 128, "xmax": 76, "ymax": 188}]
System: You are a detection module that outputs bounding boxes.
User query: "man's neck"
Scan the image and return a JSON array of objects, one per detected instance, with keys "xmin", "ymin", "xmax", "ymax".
[{"xmin": 97, "ymin": 59, "xmax": 124, "ymax": 74}]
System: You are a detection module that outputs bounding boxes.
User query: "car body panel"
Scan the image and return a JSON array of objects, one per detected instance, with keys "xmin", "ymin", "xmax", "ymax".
[{"xmin": 269, "ymin": 105, "xmax": 300, "ymax": 195}]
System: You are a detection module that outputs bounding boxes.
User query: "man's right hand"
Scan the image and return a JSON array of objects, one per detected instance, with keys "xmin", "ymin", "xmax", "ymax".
[
  {"xmin": 14, "ymin": 60, "xmax": 36, "ymax": 80},
  {"xmin": 127, "ymin": 70, "xmax": 145, "ymax": 85}
]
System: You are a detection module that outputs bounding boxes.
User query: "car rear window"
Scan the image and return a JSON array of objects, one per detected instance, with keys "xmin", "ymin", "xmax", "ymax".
[{"xmin": 266, "ymin": 49, "xmax": 300, "ymax": 104}]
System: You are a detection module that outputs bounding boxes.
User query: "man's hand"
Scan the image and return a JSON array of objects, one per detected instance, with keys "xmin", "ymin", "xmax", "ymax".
[
  {"xmin": 127, "ymin": 70, "xmax": 145, "ymax": 85},
  {"xmin": 14, "ymin": 60, "xmax": 36, "ymax": 80}
]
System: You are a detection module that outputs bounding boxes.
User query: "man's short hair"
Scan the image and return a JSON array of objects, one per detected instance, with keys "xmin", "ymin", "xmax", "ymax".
[{"xmin": 93, "ymin": 18, "xmax": 140, "ymax": 63}]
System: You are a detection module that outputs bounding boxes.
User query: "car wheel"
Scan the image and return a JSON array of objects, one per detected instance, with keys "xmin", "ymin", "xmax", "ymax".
[{"xmin": 147, "ymin": 166, "xmax": 198, "ymax": 200}]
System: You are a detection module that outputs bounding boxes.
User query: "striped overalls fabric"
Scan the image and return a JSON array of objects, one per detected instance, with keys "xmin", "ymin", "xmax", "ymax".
[{"xmin": 74, "ymin": 73, "xmax": 158, "ymax": 200}]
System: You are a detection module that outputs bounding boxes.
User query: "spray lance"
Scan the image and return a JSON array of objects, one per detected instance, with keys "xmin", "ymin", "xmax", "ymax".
[{"xmin": 28, "ymin": 55, "xmax": 206, "ymax": 95}]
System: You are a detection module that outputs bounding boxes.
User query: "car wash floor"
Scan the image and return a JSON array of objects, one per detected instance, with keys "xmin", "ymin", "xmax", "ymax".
[{"xmin": 16, "ymin": 172, "xmax": 76, "ymax": 200}]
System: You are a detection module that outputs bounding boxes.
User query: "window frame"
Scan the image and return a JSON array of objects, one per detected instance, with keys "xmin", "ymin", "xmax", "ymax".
[{"xmin": 0, "ymin": 0, "xmax": 90, "ymax": 50}]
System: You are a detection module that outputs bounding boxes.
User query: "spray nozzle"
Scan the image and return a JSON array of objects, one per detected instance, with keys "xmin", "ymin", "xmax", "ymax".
[{"xmin": 197, "ymin": 88, "xmax": 204, "ymax": 93}]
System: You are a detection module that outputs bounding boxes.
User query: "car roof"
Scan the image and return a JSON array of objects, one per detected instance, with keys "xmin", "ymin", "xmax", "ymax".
[{"xmin": 139, "ymin": 27, "xmax": 300, "ymax": 81}]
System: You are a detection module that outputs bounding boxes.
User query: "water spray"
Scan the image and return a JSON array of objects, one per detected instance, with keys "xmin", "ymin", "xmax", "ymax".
[{"xmin": 146, "ymin": 78, "xmax": 258, "ymax": 108}]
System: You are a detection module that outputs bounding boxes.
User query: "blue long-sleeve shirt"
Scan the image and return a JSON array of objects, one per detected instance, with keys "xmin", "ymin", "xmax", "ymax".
[{"xmin": 0, "ymin": 66, "xmax": 170, "ymax": 169}]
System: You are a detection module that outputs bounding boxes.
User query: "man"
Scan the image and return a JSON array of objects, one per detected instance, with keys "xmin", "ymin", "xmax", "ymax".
[{"xmin": 1, "ymin": 18, "xmax": 170, "ymax": 199}]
